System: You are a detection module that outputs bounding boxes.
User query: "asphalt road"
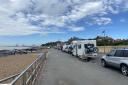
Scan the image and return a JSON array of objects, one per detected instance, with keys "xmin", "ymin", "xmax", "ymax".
[{"xmin": 37, "ymin": 49, "xmax": 128, "ymax": 85}]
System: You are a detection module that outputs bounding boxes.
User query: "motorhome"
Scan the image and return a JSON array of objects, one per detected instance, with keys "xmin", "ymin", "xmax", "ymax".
[
  {"xmin": 62, "ymin": 44, "xmax": 68, "ymax": 52},
  {"xmin": 62, "ymin": 44, "xmax": 73, "ymax": 54},
  {"xmin": 72, "ymin": 40, "xmax": 98, "ymax": 61}
]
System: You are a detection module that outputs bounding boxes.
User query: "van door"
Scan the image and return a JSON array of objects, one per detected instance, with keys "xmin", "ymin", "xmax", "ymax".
[
  {"xmin": 72, "ymin": 44, "xmax": 77, "ymax": 56},
  {"xmin": 77, "ymin": 44, "xmax": 82, "ymax": 56}
]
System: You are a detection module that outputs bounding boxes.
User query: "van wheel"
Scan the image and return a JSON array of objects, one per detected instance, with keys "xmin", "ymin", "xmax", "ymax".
[
  {"xmin": 79, "ymin": 55, "xmax": 84, "ymax": 60},
  {"xmin": 101, "ymin": 60, "xmax": 107, "ymax": 67},
  {"xmin": 121, "ymin": 65, "xmax": 128, "ymax": 76},
  {"xmin": 85, "ymin": 57, "xmax": 90, "ymax": 62},
  {"xmin": 79, "ymin": 55, "xmax": 83, "ymax": 59},
  {"xmin": 81, "ymin": 57, "xmax": 89, "ymax": 62}
]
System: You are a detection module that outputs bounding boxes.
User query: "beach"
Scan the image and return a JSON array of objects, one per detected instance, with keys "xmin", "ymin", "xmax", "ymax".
[{"xmin": 0, "ymin": 53, "xmax": 38, "ymax": 80}]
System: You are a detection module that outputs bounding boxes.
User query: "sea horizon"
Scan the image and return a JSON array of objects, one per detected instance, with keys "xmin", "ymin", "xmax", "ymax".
[{"xmin": 0, "ymin": 46, "xmax": 32, "ymax": 50}]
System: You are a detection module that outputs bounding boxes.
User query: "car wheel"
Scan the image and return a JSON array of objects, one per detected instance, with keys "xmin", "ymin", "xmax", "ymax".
[
  {"xmin": 121, "ymin": 65, "xmax": 128, "ymax": 76},
  {"xmin": 101, "ymin": 60, "xmax": 107, "ymax": 67}
]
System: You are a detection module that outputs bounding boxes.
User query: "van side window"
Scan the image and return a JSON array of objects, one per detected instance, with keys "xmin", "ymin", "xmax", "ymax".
[
  {"xmin": 84, "ymin": 44, "xmax": 94, "ymax": 48},
  {"xmin": 78, "ymin": 44, "xmax": 81, "ymax": 49},
  {"xmin": 114, "ymin": 50, "xmax": 124, "ymax": 57},
  {"xmin": 123, "ymin": 50, "xmax": 128, "ymax": 57},
  {"xmin": 73, "ymin": 45, "xmax": 76, "ymax": 48}
]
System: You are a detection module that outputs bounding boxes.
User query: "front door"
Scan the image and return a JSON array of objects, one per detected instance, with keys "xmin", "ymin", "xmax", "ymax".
[{"xmin": 107, "ymin": 50, "xmax": 123, "ymax": 68}]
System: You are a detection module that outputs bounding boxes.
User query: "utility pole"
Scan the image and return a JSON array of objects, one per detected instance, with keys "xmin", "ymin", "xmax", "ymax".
[{"xmin": 102, "ymin": 30, "xmax": 106, "ymax": 54}]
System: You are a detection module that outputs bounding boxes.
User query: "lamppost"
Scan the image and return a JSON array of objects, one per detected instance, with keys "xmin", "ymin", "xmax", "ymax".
[{"xmin": 102, "ymin": 30, "xmax": 106, "ymax": 53}]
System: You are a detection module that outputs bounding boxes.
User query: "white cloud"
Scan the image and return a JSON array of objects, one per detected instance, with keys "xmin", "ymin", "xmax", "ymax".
[
  {"xmin": 93, "ymin": 17, "xmax": 112, "ymax": 25},
  {"xmin": 65, "ymin": 1, "xmax": 104, "ymax": 21},
  {"xmin": 0, "ymin": 15, "xmax": 40, "ymax": 36},
  {"xmin": 0, "ymin": 0, "xmax": 128, "ymax": 36},
  {"xmin": 68, "ymin": 26, "xmax": 85, "ymax": 32},
  {"xmin": 104, "ymin": 0, "xmax": 128, "ymax": 13}
]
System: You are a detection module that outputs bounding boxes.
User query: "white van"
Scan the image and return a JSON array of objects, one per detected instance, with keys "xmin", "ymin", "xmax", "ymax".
[
  {"xmin": 72, "ymin": 40, "xmax": 98, "ymax": 61},
  {"xmin": 62, "ymin": 44, "xmax": 68, "ymax": 51}
]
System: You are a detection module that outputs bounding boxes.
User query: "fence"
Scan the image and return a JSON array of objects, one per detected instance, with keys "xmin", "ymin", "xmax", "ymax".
[
  {"xmin": 98, "ymin": 46, "xmax": 128, "ymax": 53},
  {"xmin": 0, "ymin": 52, "xmax": 47, "ymax": 85}
]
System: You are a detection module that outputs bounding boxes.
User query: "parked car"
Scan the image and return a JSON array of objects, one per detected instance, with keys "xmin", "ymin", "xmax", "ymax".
[
  {"xmin": 14, "ymin": 49, "xmax": 27, "ymax": 54},
  {"xmin": 101, "ymin": 48, "xmax": 128, "ymax": 76},
  {"xmin": 57, "ymin": 43, "xmax": 63, "ymax": 50}
]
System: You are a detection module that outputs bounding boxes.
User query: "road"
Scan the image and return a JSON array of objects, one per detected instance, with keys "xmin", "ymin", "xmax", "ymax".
[{"xmin": 37, "ymin": 49, "xmax": 128, "ymax": 85}]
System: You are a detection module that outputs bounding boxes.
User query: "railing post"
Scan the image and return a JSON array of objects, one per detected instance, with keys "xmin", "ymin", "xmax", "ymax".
[
  {"xmin": 0, "ymin": 53, "xmax": 47, "ymax": 85},
  {"xmin": 22, "ymin": 73, "xmax": 26, "ymax": 85}
]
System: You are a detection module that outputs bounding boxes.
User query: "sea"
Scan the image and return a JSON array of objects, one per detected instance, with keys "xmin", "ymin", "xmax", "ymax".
[{"xmin": 0, "ymin": 46, "xmax": 30, "ymax": 50}]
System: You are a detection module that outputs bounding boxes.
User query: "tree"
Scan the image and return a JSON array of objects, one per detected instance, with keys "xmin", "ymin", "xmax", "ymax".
[{"xmin": 41, "ymin": 36, "xmax": 128, "ymax": 46}]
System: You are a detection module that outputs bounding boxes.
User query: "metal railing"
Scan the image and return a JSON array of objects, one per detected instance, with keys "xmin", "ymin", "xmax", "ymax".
[
  {"xmin": 0, "ymin": 73, "xmax": 20, "ymax": 84},
  {"xmin": 0, "ymin": 52, "xmax": 47, "ymax": 85}
]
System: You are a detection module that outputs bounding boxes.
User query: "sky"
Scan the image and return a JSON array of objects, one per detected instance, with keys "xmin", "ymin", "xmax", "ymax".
[{"xmin": 0, "ymin": 0, "xmax": 128, "ymax": 46}]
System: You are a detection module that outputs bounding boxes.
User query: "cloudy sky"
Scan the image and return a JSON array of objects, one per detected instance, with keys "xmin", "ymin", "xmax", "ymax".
[{"xmin": 0, "ymin": 0, "xmax": 128, "ymax": 45}]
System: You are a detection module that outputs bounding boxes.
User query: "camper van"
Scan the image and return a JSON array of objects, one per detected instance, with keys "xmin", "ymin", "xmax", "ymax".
[
  {"xmin": 62, "ymin": 44, "xmax": 69, "ymax": 52},
  {"xmin": 72, "ymin": 40, "xmax": 98, "ymax": 61}
]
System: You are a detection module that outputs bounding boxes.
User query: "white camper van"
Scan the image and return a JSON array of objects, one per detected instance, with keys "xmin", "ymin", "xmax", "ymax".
[
  {"xmin": 62, "ymin": 44, "xmax": 69, "ymax": 52},
  {"xmin": 72, "ymin": 40, "xmax": 98, "ymax": 61}
]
